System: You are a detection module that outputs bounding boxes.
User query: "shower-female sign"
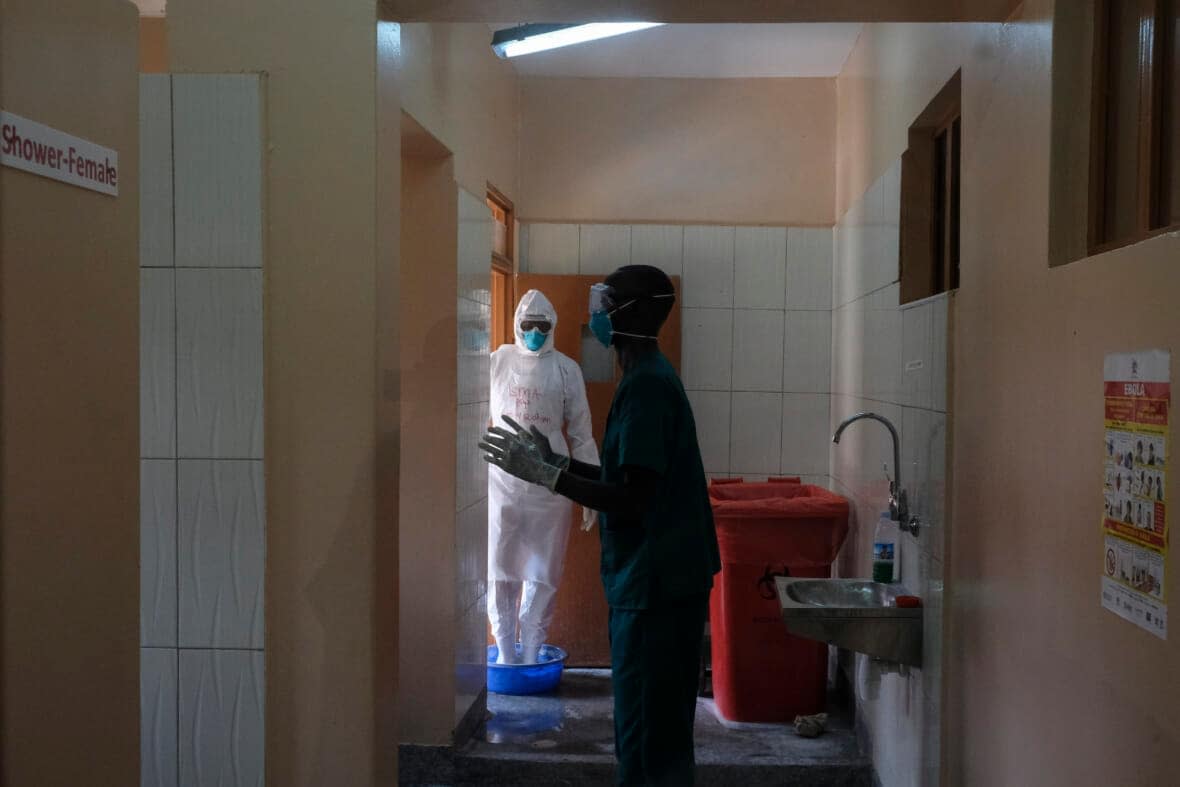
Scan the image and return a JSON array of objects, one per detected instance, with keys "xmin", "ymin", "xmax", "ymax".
[
  {"xmin": 1102, "ymin": 349, "xmax": 1168, "ymax": 639},
  {"xmin": 0, "ymin": 110, "xmax": 118, "ymax": 196}
]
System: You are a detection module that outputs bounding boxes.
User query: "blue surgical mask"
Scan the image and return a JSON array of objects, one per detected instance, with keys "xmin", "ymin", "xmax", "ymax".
[
  {"xmin": 589, "ymin": 311, "xmax": 613, "ymax": 348},
  {"xmin": 523, "ymin": 328, "xmax": 547, "ymax": 352}
]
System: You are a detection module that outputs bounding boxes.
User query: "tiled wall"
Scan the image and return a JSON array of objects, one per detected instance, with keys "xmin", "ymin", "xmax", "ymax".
[
  {"xmin": 140, "ymin": 74, "xmax": 265, "ymax": 787},
  {"xmin": 520, "ymin": 222, "xmax": 835, "ymax": 484},
  {"xmin": 455, "ymin": 189, "xmax": 492, "ymax": 731},
  {"xmin": 830, "ymin": 159, "xmax": 949, "ymax": 787}
]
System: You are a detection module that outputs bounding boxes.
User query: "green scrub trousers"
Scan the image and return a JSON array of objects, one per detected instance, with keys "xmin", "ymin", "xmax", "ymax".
[{"xmin": 609, "ymin": 593, "xmax": 709, "ymax": 786}]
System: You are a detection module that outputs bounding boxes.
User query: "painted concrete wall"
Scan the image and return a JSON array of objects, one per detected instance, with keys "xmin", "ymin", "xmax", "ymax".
[
  {"xmin": 519, "ymin": 77, "xmax": 837, "ymax": 226},
  {"xmin": 837, "ymin": 8, "xmax": 1179, "ymax": 785},
  {"xmin": 0, "ymin": 0, "xmax": 141, "ymax": 783}
]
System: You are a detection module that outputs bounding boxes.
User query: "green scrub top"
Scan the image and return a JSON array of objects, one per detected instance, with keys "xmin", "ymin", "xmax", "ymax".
[{"xmin": 598, "ymin": 351, "xmax": 721, "ymax": 610}]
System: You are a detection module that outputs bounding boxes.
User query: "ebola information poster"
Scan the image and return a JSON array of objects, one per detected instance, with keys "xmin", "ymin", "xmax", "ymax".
[{"xmin": 1102, "ymin": 350, "xmax": 1169, "ymax": 639}]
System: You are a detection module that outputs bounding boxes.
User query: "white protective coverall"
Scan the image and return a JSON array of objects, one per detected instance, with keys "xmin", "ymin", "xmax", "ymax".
[{"xmin": 489, "ymin": 289, "xmax": 599, "ymax": 664}]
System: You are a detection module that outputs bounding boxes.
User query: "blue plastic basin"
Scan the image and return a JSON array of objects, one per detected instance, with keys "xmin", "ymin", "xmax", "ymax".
[{"xmin": 486, "ymin": 644, "xmax": 568, "ymax": 695}]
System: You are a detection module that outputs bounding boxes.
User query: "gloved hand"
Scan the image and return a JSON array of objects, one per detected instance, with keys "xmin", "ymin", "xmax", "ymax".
[
  {"xmin": 480, "ymin": 421, "xmax": 563, "ymax": 491},
  {"xmin": 499, "ymin": 415, "xmax": 570, "ymax": 470},
  {"xmin": 581, "ymin": 506, "xmax": 598, "ymax": 532}
]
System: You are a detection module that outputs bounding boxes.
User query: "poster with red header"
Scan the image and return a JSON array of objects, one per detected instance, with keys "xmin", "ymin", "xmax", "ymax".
[{"xmin": 1102, "ymin": 350, "xmax": 1168, "ymax": 639}]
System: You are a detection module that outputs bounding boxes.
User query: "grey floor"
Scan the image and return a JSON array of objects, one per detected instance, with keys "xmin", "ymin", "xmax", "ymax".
[{"xmin": 401, "ymin": 669, "xmax": 872, "ymax": 786}]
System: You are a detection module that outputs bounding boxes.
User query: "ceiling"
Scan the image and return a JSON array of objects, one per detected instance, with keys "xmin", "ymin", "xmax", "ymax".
[{"xmin": 488, "ymin": 23, "xmax": 862, "ymax": 79}]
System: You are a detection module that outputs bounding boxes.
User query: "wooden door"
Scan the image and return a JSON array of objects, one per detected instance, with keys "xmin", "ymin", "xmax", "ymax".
[{"xmin": 512, "ymin": 273, "xmax": 681, "ymax": 666}]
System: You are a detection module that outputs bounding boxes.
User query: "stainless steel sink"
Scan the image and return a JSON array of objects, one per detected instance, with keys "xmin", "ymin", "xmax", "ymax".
[{"xmin": 776, "ymin": 578, "xmax": 923, "ymax": 667}]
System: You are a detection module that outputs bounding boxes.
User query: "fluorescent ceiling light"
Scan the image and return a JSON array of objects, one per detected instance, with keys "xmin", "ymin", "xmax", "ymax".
[{"xmin": 492, "ymin": 23, "xmax": 665, "ymax": 58}]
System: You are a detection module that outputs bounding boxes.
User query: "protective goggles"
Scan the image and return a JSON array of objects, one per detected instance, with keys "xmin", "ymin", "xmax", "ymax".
[
  {"xmin": 518, "ymin": 318, "xmax": 552, "ymax": 333},
  {"xmin": 589, "ymin": 282, "xmax": 674, "ymax": 315}
]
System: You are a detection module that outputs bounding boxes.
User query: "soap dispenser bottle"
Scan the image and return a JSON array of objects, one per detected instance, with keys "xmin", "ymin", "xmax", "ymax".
[{"xmin": 872, "ymin": 511, "xmax": 899, "ymax": 583}]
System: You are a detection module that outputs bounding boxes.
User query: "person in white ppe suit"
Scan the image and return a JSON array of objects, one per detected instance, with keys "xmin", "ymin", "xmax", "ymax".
[{"xmin": 489, "ymin": 289, "xmax": 598, "ymax": 664}]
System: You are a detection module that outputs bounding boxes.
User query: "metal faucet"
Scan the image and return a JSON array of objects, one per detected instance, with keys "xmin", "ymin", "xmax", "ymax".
[{"xmin": 833, "ymin": 412, "xmax": 919, "ymax": 536}]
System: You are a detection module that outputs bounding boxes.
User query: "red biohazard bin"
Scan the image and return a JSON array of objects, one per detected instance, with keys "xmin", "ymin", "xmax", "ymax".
[{"xmin": 707, "ymin": 480, "xmax": 850, "ymax": 723}]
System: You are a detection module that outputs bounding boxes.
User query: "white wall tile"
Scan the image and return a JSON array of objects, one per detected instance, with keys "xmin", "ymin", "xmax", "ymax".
[
  {"xmin": 686, "ymin": 391, "xmax": 731, "ymax": 475},
  {"xmin": 681, "ymin": 308, "xmax": 733, "ymax": 391},
  {"xmin": 178, "ymin": 461, "xmax": 265, "ymax": 649},
  {"xmin": 579, "ymin": 224, "xmax": 631, "ymax": 275},
  {"xmin": 901, "ymin": 407, "xmax": 934, "ymax": 531},
  {"xmin": 458, "ymin": 298, "xmax": 490, "ymax": 406},
  {"xmin": 786, "ymin": 227, "xmax": 834, "ymax": 310},
  {"xmin": 866, "ymin": 285, "xmax": 903, "ymax": 405},
  {"xmin": 173, "ymin": 75, "xmax": 262, "ymax": 268},
  {"xmin": 141, "ymin": 648, "xmax": 179, "ymax": 787},
  {"xmin": 457, "ymin": 403, "xmax": 489, "ymax": 512},
  {"xmin": 527, "ymin": 223, "xmax": 579, "ymax": 275},
  {"xmin": 782, "ymin": 394, "xmax": 831, "ymax": 476},
  {"xmin": 179, "ymin": 650, "xmax": 264, "ymax": 787},
  {"xmin": 682, "ymin": 226, "xmax": 734, "ymax": 308},
  {"xmin": 141, "ymin": 269, "xmax": 176, "ymax": 458},
  {"xmin": 140, "ymin": 75, "xmax": 174, "ymax": 269},
  {"xmin": 630, "ymin": 225, "xmax": 683, "ymax": 277},
  {"xmin": 732, "ymin": 309, "xmax": 785, "ymax": 392},
  {"xmin": 455, "ymin": 501, "xmax": 488, "ymax": 617},
  {"xmin": 176, "ymin": 269, "xmax": 263, "ymax": 459},
  {"xmin": 455, "ymin": 603, "xmax": 488, "ymax": 728},
  {"xmin": 458, "ymin": 189, "xmax": 492, "ymax": 305},
  {"xmin": 901, "ymin": 302, "xmax": 934, "ymax": 409},
  {"xmin": 731, "ymin": 392, "xmax": 783, "ymax": 476},
  {"xmin": 932, "ymin": 294, "xmax": 949, "ymax": 413},
  {"xmin": 142, "ymin": 460, "xmax": 178, "ymax": 648},
  {"xmin": 516, "ymin": 222, "xmax": 529, "ymax": 273},
  {"xmin": 831, "ymin": 301, "xmax": 865, "ymax": 397},
  {"xmin": 734, "ymin": 227, "xmax": 787, "ymax": 309},
  {"xmin": 784, "ymin": 310, "xmax": 832, "ymax": 394}
]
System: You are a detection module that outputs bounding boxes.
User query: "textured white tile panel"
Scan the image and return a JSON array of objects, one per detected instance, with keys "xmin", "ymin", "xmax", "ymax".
[
  {"xmin": 141, "ymin": 647, "xmax": 179, "ymax": 787},
  {"xmin": 176, "ymin": 269, "xmax": 263, "ymax": 459},
  {"xmin": 140, "ymin": 75, "xmax": 174, "ymax": 269},
  {"xmin": 178, "ymin": 461, "xmax": 265, "ymax": 648},
  {"xmin": 142, "ymin": 460, "xmax": 178, "ymax": 648},
  {"xmin": 179, "ymin": 649, "xmax": 264, "ymax": 787},
  {"xmin": 173, "ymin": 75, "xmax": 262, "ymax": 268},
  {"xmin": 142, "ymin": 269, "xmax": 177, "ymax": 458}
]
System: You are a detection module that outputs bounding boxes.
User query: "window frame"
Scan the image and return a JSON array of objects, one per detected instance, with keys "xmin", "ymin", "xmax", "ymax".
[
  {"xmin": 899, "ymin": 71, "xmax": 962, "ymax": 306},
  {"xmin": 1088, "ymin": 0, "xmax": 1180, "ymax": 255},
  {"xmin": 487, "ymin": 184, "xmax": 515, "ymax": 350}
]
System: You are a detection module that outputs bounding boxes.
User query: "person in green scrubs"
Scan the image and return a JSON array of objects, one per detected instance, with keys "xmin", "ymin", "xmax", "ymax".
[{"xmin": 480, "ymin": 265, "xmax": 720, "ymax": 786}]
